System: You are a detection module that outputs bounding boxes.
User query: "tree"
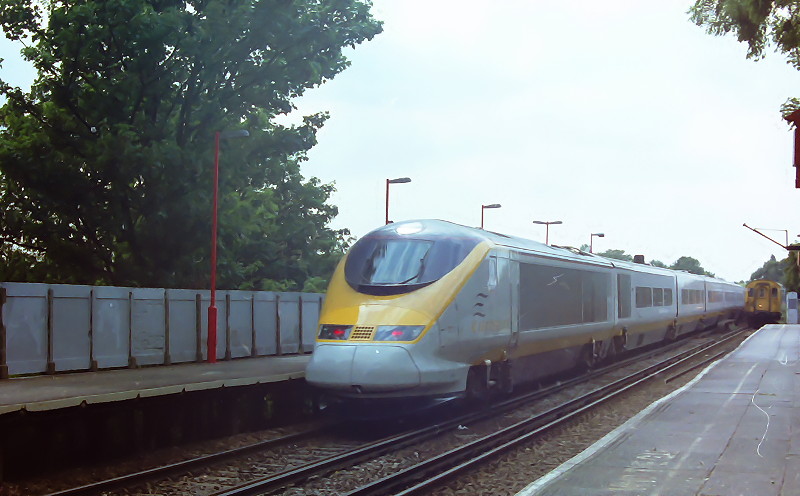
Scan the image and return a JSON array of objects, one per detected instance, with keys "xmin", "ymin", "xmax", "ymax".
[
  {"xmin": 670, "ymin": 256, "xmax": 715, "ymax": 277},
  {"xmin": 748, "ymin": 254, "xmax": 787, "ymax": 283},
  {"xmin": 785, "ymin": 248, "xmax": 800, "ymax": 293},
  {"xmin": 596, "ymin": 249, "xmax": 633, "ymax": 262},
  {"xmin": 0, "ymin": 0, "xmax": 382, "ymax": 290},
  {"xmin": 649, "ymin": 259, "xmax": 668, "ymax": 268},
  {"xmin": 690, "ymin": 0, "xmax": 800, "ymax": 112}
]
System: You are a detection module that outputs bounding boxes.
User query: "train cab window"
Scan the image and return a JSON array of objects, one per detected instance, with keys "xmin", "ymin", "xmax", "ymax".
[
  {"xmin": 653, "ymin": 288, "xmax": 664, "ymax": 306},
  {"xmin": 344, "ymin": 224, "xmax": 483, "ymax": 295},
  {"xmin": 635, "ymin": 287, "xmax": 652, "ymax": 308},
  {"xmin": 772, "ymin": 288, "xmax": 778, "ymax": 297},
  {"xmin": 618, "ymin": 274, "xmax": 631, "ymax": 318},
  {"xmin": 759, "ymin": 287, "xmax": 766, "ymax": 298},
  {"xmin": 664, "ymin": 289, "xmax": 673, "ymax": 306},
  {"xmin": 747, "ymin": 288, "xmax": 754, "ymax": 297}
]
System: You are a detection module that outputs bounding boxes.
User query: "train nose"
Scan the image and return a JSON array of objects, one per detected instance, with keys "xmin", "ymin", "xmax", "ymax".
[{"xmin": 306, "ymin": 345, "xmax": 421, "ymax": 392}]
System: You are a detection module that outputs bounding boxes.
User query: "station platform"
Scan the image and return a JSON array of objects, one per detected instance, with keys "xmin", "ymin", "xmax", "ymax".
[
  {"xmin": 0, "ymin": 354, "xmax": 310, "ymax": 415},
  {"xmin": 518, "ymin": 324, "xmax": 800, "ymax": 496}
]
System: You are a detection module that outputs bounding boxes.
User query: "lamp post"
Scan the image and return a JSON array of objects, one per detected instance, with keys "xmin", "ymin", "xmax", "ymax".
[
  {"xmin": 208, "ymin": 129, "xmax": 249, "ymax": 364},
  {"xmin": 590, "ymin": 233, "xmax": 605, "ymax": 253},
  {"xmin": 385, "ymin": 177, "xmax": 411, "ymax": 224},
  {"xmin": 532, "ymin": 220, "xmax": 562, "ymax": 245},
  {"xmin": 480, "ymin": 204, "xmax": 501, "ymax": 229}
]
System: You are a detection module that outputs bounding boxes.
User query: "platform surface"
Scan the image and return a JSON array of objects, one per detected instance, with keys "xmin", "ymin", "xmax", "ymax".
[
  {"xmin": 0, "ymin": 354, "xmax": 309, "ymax": 415},
  {"xmin": 518, "ymin": 324, "xmax": 800, "ymax": 496}
]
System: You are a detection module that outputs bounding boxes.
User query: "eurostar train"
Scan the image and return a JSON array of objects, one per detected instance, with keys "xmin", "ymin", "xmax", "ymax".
[{"xmin": 305, "ymin": 220, "xmax": 744, "ymax": 402}]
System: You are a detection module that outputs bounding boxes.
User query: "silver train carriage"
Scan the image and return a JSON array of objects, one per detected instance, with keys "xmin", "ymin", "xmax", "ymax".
[{"xmin": 305, "ymin": 220, "xmax": 744, "ymax": 401}]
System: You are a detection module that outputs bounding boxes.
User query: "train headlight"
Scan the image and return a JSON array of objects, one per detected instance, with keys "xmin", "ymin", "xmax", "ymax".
[
  {"xmin": 318, "ymin": 325, "xmax": 353, "ymax": 340},
  {"xmin": 374, "ymin": 325, "xmax": 424, "ymax": 342}
]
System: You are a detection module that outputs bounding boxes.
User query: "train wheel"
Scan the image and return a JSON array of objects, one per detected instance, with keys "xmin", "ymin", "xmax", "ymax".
[{"xmin": 465, "ymin": 366, "xmax": 489, "ymax": 403}]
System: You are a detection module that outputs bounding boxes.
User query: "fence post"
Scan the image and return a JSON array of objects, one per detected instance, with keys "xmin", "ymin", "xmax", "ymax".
[
  {"xmin": 89, "ymin": 288, "xmax": 98, "ymax": 371},
  {"xmin": 0, "ymin": 287, "xmax": 7, "ymax": 379},
  {"xmin": 250, "ymin": 293, "xmax": 257, "ymax": 357},
  {"xmin": 46, "ymin": 288, "xmax": 55, "ymax": 374},
  {"xmin": 195, "ymin": 293, "xmax": 203, "ymax": 362},
  {"xmin": 298, "ymin": 295, "xmax": 304, "ymax": 354},
  {"xmin": 224, "ymin": 293, "xmax": 231, "ymax": 361},
  {"xmin": 275, "ymin": 293, "xmax": 282, "ymax": 355},
  {"xmin": 128, "ymin": 291, "xmax": 137, "ymax": 368},
  {"xmin": 164, "ymin": 291, "xmax": 171, "ymax": 365}
]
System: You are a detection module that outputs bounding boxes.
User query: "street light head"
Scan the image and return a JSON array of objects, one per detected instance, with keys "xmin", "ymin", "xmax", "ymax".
[
  {"xmin": 483, "ymin": 204, "xmax": 501, "ymax": 209},
  {"xmin": 533, "ymin": 220, "xmax": 562, "ymax": 225},
  {"xmin": 593, "ymin": 233, "xmax": 605, "ymax": 238},
  {"xmin": 388, "ymin": 177, "xmax": 411, "ymax": 184},
  {"xmin": 219, "ymin": 129, "xmax": 250, "ymax": 139}
]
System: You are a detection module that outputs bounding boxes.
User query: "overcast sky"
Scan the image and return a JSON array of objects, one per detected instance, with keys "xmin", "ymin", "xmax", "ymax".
[{"xmin": 2, "ymin": 0, "xmax": 799, "ymax": 282}]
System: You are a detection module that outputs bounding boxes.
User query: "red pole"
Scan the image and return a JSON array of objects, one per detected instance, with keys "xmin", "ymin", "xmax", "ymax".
[
  {"xmin": 208, "ymin": 131, "xmax": 220, "ymax": 363},
  {"xmin": 385, "ymin": 178, "xmax": 390, "ymax": 225}
]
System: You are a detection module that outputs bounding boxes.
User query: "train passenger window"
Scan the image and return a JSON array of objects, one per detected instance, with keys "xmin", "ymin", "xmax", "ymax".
[
  {"xmin": 518, "ymin": 263, "xmax": 609, "ymax": 329},
  {"xmin": 664, "ymin": 289, "xmax": 673, "ymax": 306},
  {"xmin": 653, "ymin": 288, "xmax": 664, "ymax": 306},
  {"xmin": 635, "ymin": 287, "xmax": 652, "ymax": 308},
  {"xmin": 618, "ymin": 274, "xmax": 631, "ymax": 318},
  {"xmin": 681, "ymin": 289, "xmax": 688, "ymax": 304}
]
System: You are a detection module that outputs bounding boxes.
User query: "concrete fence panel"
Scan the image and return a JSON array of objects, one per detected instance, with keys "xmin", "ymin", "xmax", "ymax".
[
  {"xmin": 227, "ymin": 291, "xmax": 253, "ymax": 359},
  {"xmin": 131, "ymin": 288, "xmax": 166, "ymax": 366},
  {"xmin": 92, "ymin": 286, "xmax": 132, "ymax": 369},
  {"xmin": 2, "ymin": 283, "xmax": 48, "ymax": 375},
  {"xmin": 301, "ymin": 294, "xmax": 322, "ymax": 353},
  {"xmin": 166, "ymin": 289, "xmax": 201, "ymax": 364},
  {"xmin": 51, "ymin": 285, "xmax": 92, "ymax": 372},
  {"xmin": 277, "ymin": 293, "xmax": 301, "ymax": 355},
  {"xmin": 253, "ymin": 292, "xmax": 278, "ymax": 357}
]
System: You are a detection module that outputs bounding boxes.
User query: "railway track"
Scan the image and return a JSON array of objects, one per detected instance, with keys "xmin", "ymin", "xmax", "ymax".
[{"xmin": 43, "ymin": 327, "xmax": 748, "ymax": 496}]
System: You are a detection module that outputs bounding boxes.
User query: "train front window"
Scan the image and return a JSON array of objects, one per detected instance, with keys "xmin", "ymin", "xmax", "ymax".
[
  {"xmin": 345, "ymin": 228, "xmax": 481, "ymax": 295},
  {"xmin": 358, "ymin": 240, "xmax": 433, "ymax": 285}
]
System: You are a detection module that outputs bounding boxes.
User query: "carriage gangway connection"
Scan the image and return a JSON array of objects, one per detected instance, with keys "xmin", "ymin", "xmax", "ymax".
[
  {"xmin": 517, "ymin": 323, "xmax": 800, "ymax": 496},
  {"xmin": 0, "ymin": 354, "xmax": 309, "ymax": 415}
]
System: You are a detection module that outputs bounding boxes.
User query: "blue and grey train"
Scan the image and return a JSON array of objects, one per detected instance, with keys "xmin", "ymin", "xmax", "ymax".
[{"xmin": 305, "ymin": 220, "xmax": 744, "ymax": 401}]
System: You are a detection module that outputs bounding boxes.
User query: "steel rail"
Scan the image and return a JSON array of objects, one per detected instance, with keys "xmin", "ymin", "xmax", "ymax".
[
  {"xmin": 43, "ymin": 423, "xmax": 334, "ymax": 496},
  {"xmin": 347, "ymin": 329, "xmax": 747, "ymax": 496},
  {"xmin": 209, "ymin": 328, "xmax": 745, "ymax": 496}
]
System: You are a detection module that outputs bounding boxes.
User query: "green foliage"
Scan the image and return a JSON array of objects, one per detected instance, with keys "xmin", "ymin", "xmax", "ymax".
[
  {"xmin": 690, "ymin": 0, "xmax": 800, "ymax": 113},
  {"xmin": 748, "ymin": 254, "xmax": 787, "ymax": 283},
  {"xmin": 785, "ymin": 248, "xmax": 800, "ymax": 293},
  {"xmin": 669, "ymin": 256, "xmax": 715, "ymax": 277},
  {"xmin": 0, "ymin": 0, "xmax": 381, "ymax": 291},
  {"xmin": 649, "ymin": 259, "xmax": 668, "ymax": 268},
  {"xmin": 597, "ymin": 249, "xmax": 633, "ymax": 262}
]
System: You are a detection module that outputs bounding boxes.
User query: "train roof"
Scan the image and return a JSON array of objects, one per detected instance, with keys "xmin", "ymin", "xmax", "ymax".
[{"xmin": 378, "ymin": 220, "xmax": 738, "ymax": 285}]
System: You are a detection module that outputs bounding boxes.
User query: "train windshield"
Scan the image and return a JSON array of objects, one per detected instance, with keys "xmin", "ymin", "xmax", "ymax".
[{"xmin": 345, "ymin": 225, "xmax": 482, "ymax": 295}]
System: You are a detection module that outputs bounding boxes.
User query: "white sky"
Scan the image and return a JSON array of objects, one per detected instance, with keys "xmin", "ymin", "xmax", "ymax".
[{"xmin": 2, "ymin": 0, "xmax": 799, "ymax": 282}]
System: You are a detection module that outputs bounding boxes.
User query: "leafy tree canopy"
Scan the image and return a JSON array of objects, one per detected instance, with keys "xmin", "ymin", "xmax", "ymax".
[
  {"xmin": 0, "ymin": 0, "xmax": 382, "ymax": 290},
  {"xmin": 749, "ymin": 254, "xmax": 787, "ymax": 283},
  {"xmin": 596, "ymin": 248, "xmax": 633, "ymax": 262},
  {"xmin": 785, "ymin": 248, "xmax": 800, "ymax": 293},
  {"xmin": 690, "ymin": 0, "xmax": 800, "ymax": 113},
  {"xmin": 670, "ymin": 256, "xmax": 715, "ymax": 277}
]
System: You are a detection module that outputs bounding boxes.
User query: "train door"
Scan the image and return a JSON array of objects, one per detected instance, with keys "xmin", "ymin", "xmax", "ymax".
[{"xmin": 496, "ymin": 256, "xmax": 518, "ymax": 352}]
